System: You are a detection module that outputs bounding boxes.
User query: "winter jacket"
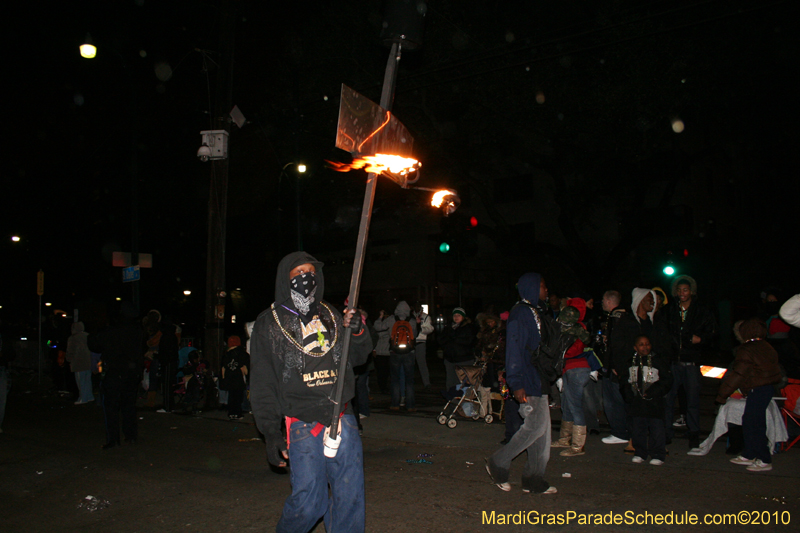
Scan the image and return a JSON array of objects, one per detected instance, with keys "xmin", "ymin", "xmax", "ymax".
[
  {"xmin": 504, "ymin": 273, "xmax": 544, "ymax": 398},
  {"xmin": 716, "ymin": 339, "xmax": 782, "ymax": 403},
  {"xmin": 623, "ymin": 350, "xmax": 673, "ymax": 419},
  {"xmin": 780, "ymin": 294, "xmax": 800, "ymax": 328},
  {"xmin": 611, "ymin": 313, "xmax": 672, "ymax": 377},
  {"xmin": 66, "ymin": 322, "xmax": 92, "ymax": 373},
  {"xmin": 414, "ymin": 312, "xmax": 434, "ymax": 343},
  {"xmin": 666, "ymin": 300, "xmax": 717, "ymax": 364},
  {"xmin": 438, "ymin": 318, "xmax": 476, "ymax": 363},
  {"xmin": 373, "ymin": 301, "xmax": 417, "ymax": 355}
]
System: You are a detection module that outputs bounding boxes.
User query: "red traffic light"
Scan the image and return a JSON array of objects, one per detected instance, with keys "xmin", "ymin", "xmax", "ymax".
[{"xmin": 469, "ymin": 216, "xmax": 478, "ymax": 227}]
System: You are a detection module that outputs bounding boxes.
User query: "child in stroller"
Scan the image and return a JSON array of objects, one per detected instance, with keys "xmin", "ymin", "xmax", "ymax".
[
  {"xmin": 438, "ymin": 359, "xmax": 500, "ymax": 428},
  {"xmin": 174, "ymin": 351, "xmax": 218, "ymax": 415}
]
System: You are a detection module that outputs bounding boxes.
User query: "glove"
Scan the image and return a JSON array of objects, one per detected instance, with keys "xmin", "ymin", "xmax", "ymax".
[
  {"xmin": 266, "ymin": 433, "xmax": 288, "ymax": 467},
  {"xmin": 555, "ymin": 378, "xmax": 563, "ymax": 392},
  {"xmin": 589, "ymin": 370, "xmax": 599, "ymax": 382}
]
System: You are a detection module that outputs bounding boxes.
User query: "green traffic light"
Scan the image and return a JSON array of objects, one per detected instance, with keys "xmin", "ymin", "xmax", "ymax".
[
  {"xmin": 439, "ymin": 242, "xmax": 450, "ymax": 253},
  {"xmin": 663, "ymin": 265, "xmax": 675, "ymax": 276}
]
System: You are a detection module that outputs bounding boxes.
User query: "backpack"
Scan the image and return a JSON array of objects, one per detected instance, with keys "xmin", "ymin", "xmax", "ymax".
[
  {"xmin": 515, "ymin": 303, "xmax": 567, "ymax": 383},
  {"xmin": 390, "ymin": 317, "xmax": 415, "ymax": 354}
]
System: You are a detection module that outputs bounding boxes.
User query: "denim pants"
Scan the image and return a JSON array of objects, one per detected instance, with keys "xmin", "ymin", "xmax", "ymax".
[
  {"xmin": 665, "ymin": 363, "xmax": 702, "ymax": 439},
  {"xmin": 631, "ymin": 416, "xmax": 666, "ymax": 461},
  {"xmin": 75, "ymin": 370, "xmax": 95, "ymax": 403},
  {"xmin": 602, "ymin": 376, "xmax": 629, "ymax": 440},
  {"xmin": 390, "ymin": 352, "xmax": 415, "ymax": 408},
  {"xmin": 489, "ymin": 395, "xmax": 552, "ymax": 493},
  {"xmin": 742, "ymin": 385, "xmax": 773, "ymax": 463},
  {"xmin": 355, "ymin": 371, "xmax": 370, "ymax": 417},
  {"xmin": 582, "ymin": 377, "xmax": 603, "ymax": 432},
  {"xmin": 0, "ymin": 367, "xmax": 8, "ymax": 429},
  {"xmin": 561, "ymin": 367, "xmax": 591, "ymax": 426},
  {"xmin": 277, "ymin": 415, "xmax": 365, "ymax": 533},
  {"xmin": 414, "ymin": 342, "xmax": 430, "ymax": 387}
]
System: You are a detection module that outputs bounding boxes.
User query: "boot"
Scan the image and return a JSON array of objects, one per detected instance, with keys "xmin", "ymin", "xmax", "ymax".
[
  {"xmin": 560, "ymin": 425, "xmax": 587, "ymax": 456},
  {"xmin": 551, "ymin": 420, "xmax": 573, "ymax": 447}
]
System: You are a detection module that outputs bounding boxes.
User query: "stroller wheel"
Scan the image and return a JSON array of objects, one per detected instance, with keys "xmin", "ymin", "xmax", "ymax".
[
  {"xmin": 447, "ymin": 418, "xmax": 458, "ymax": 429},
  {"xmin": 437, "ymin": 414, "xmax": 448, "ymax": 425},
  {"xmin": 484, "ymin": 414, "xmax": 494, "ymax": 424}
]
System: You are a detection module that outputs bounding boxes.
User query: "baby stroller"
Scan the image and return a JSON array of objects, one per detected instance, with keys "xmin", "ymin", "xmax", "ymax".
[{"xmin": 437, "ymin": 359, "xmax": 498, "ymax": 428}]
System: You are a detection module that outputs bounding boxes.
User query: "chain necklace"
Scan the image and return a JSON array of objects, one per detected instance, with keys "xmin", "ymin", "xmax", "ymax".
[{"xmin": 271, "ymin": 302, "xmax": 339, "ymax": 357}]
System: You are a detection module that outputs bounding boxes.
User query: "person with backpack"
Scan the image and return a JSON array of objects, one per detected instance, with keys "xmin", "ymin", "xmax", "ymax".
[
  {"xmin": 485, "ymin": 272, "xmax": 557, "ymax": 495},
  {"xmin": 387, "ymin": 301, "xmax": 418, "ymax": 411},
  {"xmin": 438, "ymin": 307, "xmax": 477, "ymax": 390}
]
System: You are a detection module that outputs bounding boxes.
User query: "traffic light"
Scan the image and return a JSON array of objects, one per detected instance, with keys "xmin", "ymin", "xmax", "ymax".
[
  {"xmin": 663, "ymin": 265, "xmax": 676, "ymax": 276},
  {"xmin": 439, "ymin": 242, "xmax": 450, "ymax": 253}
]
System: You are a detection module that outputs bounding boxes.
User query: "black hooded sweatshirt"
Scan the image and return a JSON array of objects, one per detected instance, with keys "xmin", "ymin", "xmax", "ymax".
[{"xmin": 250, "ymin": 252, "xmax": 373, "ymax": 442}]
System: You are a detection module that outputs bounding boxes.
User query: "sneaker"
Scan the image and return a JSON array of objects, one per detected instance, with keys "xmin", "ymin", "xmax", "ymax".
[
  {"xmin": 602, "ymin": 435, "xmax": 628, "ymax": 444},
  {"xmin": 523, "ymin": 486, "xmax": 557, "ymax": 494},
  {"xmin": 746, "ymin": 459, "xmax": 772, "ymax": 472},
  {"xmin": 74, "ymin": 400, "xmax": 86, "ymax": 405},
  {"xmin": 156, "ymin": 409, "xmax": 169, "ymax": 413},
  {"xmin": 485, "ymin": 464, "xmax": 511, "ymax": 491},
  {"xmin": 400, "ymin": 397, "xmax": 406, "ymax": 406},
  {"xmin": 729, "ymin": 455, "xmax": 755, "ymax": 466},
  {"xmin": 632, "ymin": 456, "xmax": 645, "ymax": 464},
  {"xmin": 673, "ymin": 415, "xmax": 686, "ymax": 427},
  {"xmin": 650, "ymin": 458, "xmax": 664, "ymax": 466}
]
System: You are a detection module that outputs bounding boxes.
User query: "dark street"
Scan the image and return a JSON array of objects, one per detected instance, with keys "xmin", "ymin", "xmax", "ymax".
[{"xmin": 1, "ymin": 368, "xmax": 797, "ymax": 533}]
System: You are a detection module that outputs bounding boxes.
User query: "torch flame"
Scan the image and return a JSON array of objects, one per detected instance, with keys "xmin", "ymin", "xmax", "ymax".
[
  {"xmin": 431, "ymin": 189, "xmax": 456, "ymax": 208},
  {"xmin": 326, "ymin": 154, "xmax": 420, "ymax": 176}
]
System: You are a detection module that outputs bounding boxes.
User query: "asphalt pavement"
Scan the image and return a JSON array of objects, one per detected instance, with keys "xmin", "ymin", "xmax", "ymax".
[{"xmin": 1, "ymin": 369, "xmax": 798, "ymax": 533}]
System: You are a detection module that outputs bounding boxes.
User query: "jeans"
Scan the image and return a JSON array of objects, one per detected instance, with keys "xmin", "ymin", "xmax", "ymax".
[
  {"xmin": 355, "ymin": 371, "xmax": 370, "ymax": 417},
  {"xmin": 602, "ymin": 376, "xmax": 629, "ymax": 440},
  {"xmin": 390, "ymin": 352, "xmax": 415, "ymax": 408},
  {"xmin": 227, "ymin": 388, "xmax": 244, "ymax": 417},
  {"xmin": 631, "ymin": 416, "xmax": 666, "ymax": 461},
  {"xmin": 414, "ymin": 342, "xmax": 430, "ymax": 387},
  {"xmin": 0, "ymin": 367, "xmax": 8, "ymax": 429},
  {"xmin": 277, "ymin": 415, "xmax": 365, "ymax": 533},
  {"xmin": 102, "ymin": 377, "xmax": 138, "ymax": 443},
  {"xmin": 582, "ymin": 377, "xmax": 603, "ymax": 432},
  {"xmin": 742, "ymin": 385, "xmax": 773, "ymax": 463},
  {"xmin": 488, "ymin": 395, "xmax": 552, "ymax": 493},
  {"xmin": 504, "ymin": 398, "xmax": 523, "ymax": 442},
  {"xmin": 561, "ymin": 367, "xmax": 591, "ymax": 426},
  {"xmin": 75, "ymin": 370, "xmax": 95, "ymax": 403},
  {"xmin": 665, "ymin": 363, "xmax": 702, "ymax": 439}
]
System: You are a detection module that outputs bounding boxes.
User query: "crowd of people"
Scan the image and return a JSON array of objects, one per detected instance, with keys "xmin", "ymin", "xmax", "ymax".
[{"xmin": 2, "ymin": 252, "xmax": 799, "ymax": 532}]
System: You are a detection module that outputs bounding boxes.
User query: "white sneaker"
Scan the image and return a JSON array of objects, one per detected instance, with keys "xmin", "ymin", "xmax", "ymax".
[
  {"xmin": 602, "ymin": 436, "xmax": 628, "ymax": 444},
  {"xmin": 673, "ymin": 415, "xmax": 686, "ymax": 427},
  {"xmin": 632, "ymin": 456, "xmax": 644, "ymax": 463},
  {"xmin": 485, "ymin": 464, "xmax": 511, "ymax": 491},
  {"xmin": 729, "ymin": 455, "xmax": 755, "ymax": 466},
  {"xmin": 746, "ymin": 459, "xmax": 772, "ymax": 472},
  {"xmin": 400, "ymin": 397, "xmax": 406, "ymax": 406},
  {"xmin": 74, "ymin": 400, "xmax": 86, "ymax": 405},
  {"xmin": 650, "ymin": 458, "xmax": 664, "ymax": 466}
]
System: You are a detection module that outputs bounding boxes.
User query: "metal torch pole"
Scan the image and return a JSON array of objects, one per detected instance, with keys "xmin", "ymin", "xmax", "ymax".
[{"xmin": 328, "ymin": 42, "xmax": 402, "ymax": 440}]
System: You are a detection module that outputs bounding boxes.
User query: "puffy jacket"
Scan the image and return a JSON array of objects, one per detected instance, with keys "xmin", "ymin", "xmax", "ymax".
[
  {"xmin": 716, "ymin": 339, "xmax": 782, "ymax": 402},
  {"xmin": 438, "ymin": 319, "xmax": 476, "ymax": 363}
]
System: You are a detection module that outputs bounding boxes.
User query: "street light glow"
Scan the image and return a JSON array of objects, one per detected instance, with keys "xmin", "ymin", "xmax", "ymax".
[
  {"xmin": 663, "ymin": 265, "xmax": 676, "ymax": 276},
  {"xmin": 11, "ymin": 235, "xmax": 20, "ymax": 242},
  {"xmin": 183, "ymin": 290, "xmax": 192, "ymax": 296},
  {"xmin": 297, "ymin": 164, "xmax": 307, "ymax": 173},
  {"xmin": 45, "ymin": 302, "xmax": 52, "ymax": 307}
]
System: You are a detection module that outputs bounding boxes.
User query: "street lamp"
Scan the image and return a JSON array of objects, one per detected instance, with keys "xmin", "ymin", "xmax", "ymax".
[
  {"xmin": 11, "ymin": 235, "xmax": 20, "ymax": 242},
  {"xmin": 282, "ymin": 162, "xmax": 307, "ymax": 250},
  {"xmin": 183, "ymin": 290, "xmax": 192, "ymax": 296},
  {"xmin": 80, "ymin": 33, "xmax": 97, "ymax": 59}
]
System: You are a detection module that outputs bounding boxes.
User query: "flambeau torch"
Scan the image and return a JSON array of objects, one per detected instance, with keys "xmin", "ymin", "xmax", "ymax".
[{"xmin": 323, "ymin": 63, "xmax": 458, "ymax": 457}]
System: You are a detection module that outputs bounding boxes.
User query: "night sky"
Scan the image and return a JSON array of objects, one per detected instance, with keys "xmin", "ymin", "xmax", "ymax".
[{"xmin": 4, "ymin": 0, "xmax": 797, "ymax": 331}]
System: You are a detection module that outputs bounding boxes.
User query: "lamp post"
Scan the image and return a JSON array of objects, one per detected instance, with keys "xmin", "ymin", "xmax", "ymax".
[{"xmin": 281, "ymin": 162, "xmax": 307, "ymax": 251}]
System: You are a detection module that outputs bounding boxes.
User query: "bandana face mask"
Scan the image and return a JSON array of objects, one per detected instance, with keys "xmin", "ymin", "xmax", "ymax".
[{"xmin": 290, "ymin": 271, "xmax": 317, "ymax": 315}]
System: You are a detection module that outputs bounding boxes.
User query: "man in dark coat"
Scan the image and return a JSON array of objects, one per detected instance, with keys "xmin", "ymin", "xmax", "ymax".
[
  {"xmin": 89, "ymin": 302, "xmax": 144, "ymax": 449},
  {"xmin": 250, "ymin": 252, "xmax": 373, "ymax": 533},
  {"xmin": 664, "ymin": 275, "xmax": 717, "ymax": 448}
]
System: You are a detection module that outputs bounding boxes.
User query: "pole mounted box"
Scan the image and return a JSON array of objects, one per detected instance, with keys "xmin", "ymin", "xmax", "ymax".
[{"xmin": 200, "ymin": 130, "xmax": 229, "ymax": 160}]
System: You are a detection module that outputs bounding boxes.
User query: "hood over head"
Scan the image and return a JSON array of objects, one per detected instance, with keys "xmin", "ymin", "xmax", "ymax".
[
  {"xmin": 71, "ymin": 321, "xmax": 85, "ymax": 335},
  {"xmin": 671, "ymin": 275, "xmax": 697, "ymax": 296},
  {"xmin": 394, "ymin": 301, "xmax": 411, "ymax": 320},
  {"xmin": 631, "ymin": 288, "xmax": 657, "ymax": 323},
  {"xmin": 517, "ymin": 272, "xmax": 542, "ymax": 306},
  {"xmin": 476, "ymin": 312, "xmax": 501, "ymax": 329},
  {"xmin": 739, "ymin": 317, "xmax": 768, "ymax": 341},
  {"xmin": 274, "ymin": 251, "xmax": 325, "ymax": 310},
  {"xmin": 565, "ymin": 297, "xmax": 587, "ymax": 322},
  {"xmin": 558, "ymin": 306, "xmax": 580, "ymax": 325}
]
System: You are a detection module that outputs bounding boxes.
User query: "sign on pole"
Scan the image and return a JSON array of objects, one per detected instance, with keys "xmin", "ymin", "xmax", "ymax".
[
  {"xmin": 37, "ymin": 269, "xmax": 44, "ymax": 295},
  {"xmin": 122, "ymin": 265, "xmax": 141, "ymax": 283}
]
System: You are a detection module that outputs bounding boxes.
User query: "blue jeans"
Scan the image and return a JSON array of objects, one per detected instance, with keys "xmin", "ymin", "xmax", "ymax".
[
  {"xmin": 0, "ymin": 367, "xmax": 8, "ymax": 429},
  {"xmin": 561, "ymin": 367, "xmax": 591, "ymax": 426},
  {"xmin": 390, "ymin": 352, "xmax": 415, "ymax": 408},
  {"xmin": 75, "ymin": 370, "xmax": 95, "ymax": 403},
  {"xmin": 665, "ymin": 363, "xmax": 702, "ymax": 439},
  {"xmin": 489, "ymin": 395, "xmax": 552, "ymax": 493},
  {"xmin": 602, "ymin": 376, "xmax": 629, "ymax": 440},
  {"xmin": 742, "ymin": 385, "xmax": 773, "ymax": 463},
  {"xmin": 277, "ymin": 415, "xmax": 365, "ymax": 533}
]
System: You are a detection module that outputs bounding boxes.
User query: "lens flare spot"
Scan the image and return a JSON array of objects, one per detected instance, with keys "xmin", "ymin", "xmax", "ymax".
[{"xmin": 671, "ymin": 118, "xmax": 685, "ymax": 133}]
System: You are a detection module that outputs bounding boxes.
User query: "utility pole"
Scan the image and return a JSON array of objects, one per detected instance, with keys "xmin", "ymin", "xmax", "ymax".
[{"xmin": 204, "ymin": 0, "xmax": 236, "ymax": 372}]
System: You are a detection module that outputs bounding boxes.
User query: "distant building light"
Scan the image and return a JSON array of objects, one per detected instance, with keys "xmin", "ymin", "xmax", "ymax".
[
  {"xmin": 11, "ymin": 236, "xmax": 21, "ymax": 242},
  {"xmin": 45, "ymin": 302, "xmax": 52, "ymax": 307},
  {"xmin": 115, "ymin": 297, "xmax": 122, "ymax": 301},
  {"xmin": 297, "ymin": 164, "xmax": 307, "ymax": 173},
  {"xmin": 183, "ymin": 290, "xmax": 192, "ymax": 296},
  {"xmin": 231, "ymin": 314, "xmax": 237, "ymax": 324},
  {"xmin": 21, "ymin": 337, "xmax": 28, "ymax": 341}
]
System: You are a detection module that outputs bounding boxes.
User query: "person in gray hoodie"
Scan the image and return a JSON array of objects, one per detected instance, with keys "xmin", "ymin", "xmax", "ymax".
[
  {"xmin": 67, "ymin": 321, "xmax": 94, "ymax": 405},
  {"xmin": 386, "ymin": 301, "xmax": 418, "ymax": 410}
]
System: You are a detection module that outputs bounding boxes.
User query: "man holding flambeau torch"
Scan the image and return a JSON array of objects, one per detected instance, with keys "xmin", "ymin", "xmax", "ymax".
[{"xmin": 250, "ymin": 252, "xmax": 374, "ymax": 533}]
